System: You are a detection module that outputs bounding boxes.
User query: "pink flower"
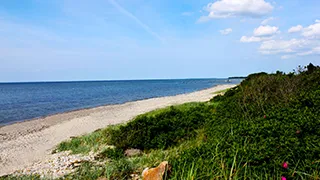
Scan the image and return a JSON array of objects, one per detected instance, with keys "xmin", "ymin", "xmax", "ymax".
[
  {"xmin": 281, "ymin": 176, "xmax": 287, "ymax": 180},
  {"xmin": 282, "ymin": 162, "xmax": 288, "ymax": 169}
]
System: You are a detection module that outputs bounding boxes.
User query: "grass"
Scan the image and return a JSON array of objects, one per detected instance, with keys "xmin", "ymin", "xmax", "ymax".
[
  {"xmin": 0, "ymin": 175, "xmax": 41, "ymax": 180},
  {"xmin": 54, "ymin": 125, "xmax": 119, "ymax": 154},
  {"xmin": 136, "ymin": 102, "xmax": 215, "ymax": 118},
  {"xmin": 212, "ymin": 88, "xmax": 229, "ymax": 95}
]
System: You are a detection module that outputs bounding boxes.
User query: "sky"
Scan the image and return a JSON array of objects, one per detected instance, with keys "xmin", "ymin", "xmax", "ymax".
[{"xmin": 0, "ymin": 0, "xmax": 319, "ymax": 82}]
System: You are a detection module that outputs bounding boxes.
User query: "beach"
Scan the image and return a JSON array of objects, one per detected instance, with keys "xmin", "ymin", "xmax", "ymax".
[{"xmin": 0, "ymin": 84, "xmax": 236, "ymax": 176}]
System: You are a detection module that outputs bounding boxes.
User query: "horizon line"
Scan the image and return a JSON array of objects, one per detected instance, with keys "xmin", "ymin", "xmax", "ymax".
[{"xmin": 0, "ymin": 77, "xmax": 237, "ymax": 84}]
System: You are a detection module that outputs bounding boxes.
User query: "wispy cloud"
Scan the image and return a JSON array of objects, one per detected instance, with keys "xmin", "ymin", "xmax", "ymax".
[
  {"xmin": 220, "ymin": 28, "xmax": 232, "ymax": 35},
  {"xmin": 181, "ymin": 12, "xmax": 193, "ymax": 16},
  {"xmin": 108, "ymin": 0, "xmax": 164, "ymax": 43},
  {"xmin": 261, "ymin": 17, "xmax": 275, "ymax": 25}
]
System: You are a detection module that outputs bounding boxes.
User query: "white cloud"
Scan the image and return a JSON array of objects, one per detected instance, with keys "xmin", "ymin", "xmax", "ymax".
[
  {"xmin": 240, "ymin": 36, "xmax": 270, "ymax": 42},
  {"xmin": 302, "ymin": 22, "xmax": 320, "ymax": 39},
  {"xmin": 281, "ymin": 55, "xmax": 295, "ymax": 59},
  {"xmin": 197, "ymin": 16, "xmax": 210, "ymax": 23},
  {"xmin": 297, "ymin": 46, "xmax": 320, "ymax": 56},
  {"xmin": 242, "ymin": 20, "xmax": 320, "ymax": 59},
  {"xmin": 220, "ymin": 28, "xmax": 233, "ymax": 35},
  {"xmin": 313, "ymin": 46, "xmax": 320, "ymax": 53},
  {"xmin": 240, "ymin": 25, "xmax": 277, "ymax": 43},
  {"xmin": 288, "ymin": 25, "xmax": 303, "ymax": 33},
  {"xmin": 261, "ymin": 17, "xmax": 274, "ymax": 25},
  {"xmin": 259, "ymin": 38, "xmax": 320, "ymax": 58},
  {"xmin": 296, "ymin": 51, "xmax": 313, "ymax": 56},
  {"xmin": 199, "ymin": 0, "xmax": 273, "ymax": 21},
  {"xmin": 259, "ymin": 39, "xmax": 310, "ymax": 54},
  {"xmin": 253, "ymin": 25, "xmax": 279, "ymax": 37}
]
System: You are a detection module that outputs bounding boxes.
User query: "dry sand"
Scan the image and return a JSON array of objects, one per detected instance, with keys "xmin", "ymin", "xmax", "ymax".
[{"xmin": 0, "ymin": 84, "xmax": 236, "ymax": 176}]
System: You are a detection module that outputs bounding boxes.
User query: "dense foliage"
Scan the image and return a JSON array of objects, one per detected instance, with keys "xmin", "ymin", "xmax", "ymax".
[
  {"xmin": 171, "ymin": 63, "xmax": 320, "ymax": 179},
  {"xmin": 110, "ymin": 103, "xmax": 215, "ymax": 150}
]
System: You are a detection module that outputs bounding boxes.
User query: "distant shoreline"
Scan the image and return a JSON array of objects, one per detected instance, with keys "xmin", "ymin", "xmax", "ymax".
[
  {"xmin": 0, "ymin": 78, "xmax": 227, "ymax": 84},
  {"xmin": 0, "ymin": 84, "xmax": 237, "ymax": 176},
  {"xmin": 228, "ymin": 77, "xmax": 247, "ymax": 79}
]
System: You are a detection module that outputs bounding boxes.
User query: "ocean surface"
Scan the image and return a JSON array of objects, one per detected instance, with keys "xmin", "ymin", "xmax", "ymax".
[{"xmin": 0, "ymin": 79, "xmax": 238, "ymax": 126}]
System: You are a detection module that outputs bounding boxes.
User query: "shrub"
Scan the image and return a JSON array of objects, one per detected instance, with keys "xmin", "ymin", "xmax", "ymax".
[
  {"xmin": 97, "ymin": 147, "xmax": 124, "ymax": 160},
  {"xmin": 110, "ymin": 103, "xmax": 215, "ymax": 150},
  {"xmin": 55, "ymin": 125, "xmax": 118, "ymax": 154},
  {"xmin": 194, "ymin": 63, "xmax": 320, "ymax": 178}
]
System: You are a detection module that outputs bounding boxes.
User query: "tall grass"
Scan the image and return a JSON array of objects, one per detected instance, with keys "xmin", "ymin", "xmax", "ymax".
[{"xmin": 54, "ymin": 125, "xmax": 119, "ymax": 154}]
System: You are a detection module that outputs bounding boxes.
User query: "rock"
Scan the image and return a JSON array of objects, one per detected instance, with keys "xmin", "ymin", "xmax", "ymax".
[
  {"xmin": 142, "ymin": 161, "xmax": 169, "ymax": 180},
  {"xmin": 130, "ymin": 173, "xmax": 140, "ymax": 180},
  {"xmin": 97, "ymin": 177, "xmax": 108, "ymax": 180},
  {"xmin": 124, "ymin": 149, "xmax": 142, "ymax": 157},
  {"xmin": 72, "ymin": 163, "xmax": 81, "ymax": 168}
]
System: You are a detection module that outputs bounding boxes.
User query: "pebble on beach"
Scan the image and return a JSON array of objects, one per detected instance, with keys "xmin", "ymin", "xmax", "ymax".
[{"xmin": 12, "ymin": 151, "xmax": 97, "ymax": 179}]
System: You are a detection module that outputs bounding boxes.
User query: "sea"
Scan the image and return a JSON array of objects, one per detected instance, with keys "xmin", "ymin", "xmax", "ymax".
[{"xmin": 0, "ymin": 79, "xmax": 239, "ymax": 126}]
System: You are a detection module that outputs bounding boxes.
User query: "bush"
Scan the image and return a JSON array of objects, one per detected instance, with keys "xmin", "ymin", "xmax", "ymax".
[
  {"xmin": 110, "ymin": 103, "xmax": 215, "ymax": 150},
  {"xmin": 174, "ymin": 63, "xmax": 320, "ymax": 178},
  {"xmin": 97, "ymin": 147, "xmax": 124, "ymax": 160}
]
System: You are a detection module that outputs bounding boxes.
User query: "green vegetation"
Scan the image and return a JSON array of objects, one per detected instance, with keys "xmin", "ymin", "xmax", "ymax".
[
  {"xmin": 54, "ymin": 102, "xmax": 211, "ymax": 154},
  {"xmin": 0, "ymin": 175, "xmax": 41, "ymax": 180},
  {"xmin": 168, "ymin": 63, "xmax": 320, "ymax": 179},
  {"xmin": 109, "ymin": 102, "xmax": 215, "ymax": 150},
  {"xmin": 212, "ymin": 88, "xmax": 229, "ymax": 94},
  {"xmin": 55, "ymin": 125, "xmax": 119, "ymax": 154},
  {"xmin": 4, "ymin": 63, "xmax": 320, "ymax": 179},
  {"xmin": 115, "ymin": 63, "xmax": 320, "ymax": 179}
]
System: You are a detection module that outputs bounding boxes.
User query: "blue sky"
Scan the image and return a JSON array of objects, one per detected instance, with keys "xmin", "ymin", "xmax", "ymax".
[{"xmin": 0, "ymin": 0, "xmax": 319, "ymax": 82}]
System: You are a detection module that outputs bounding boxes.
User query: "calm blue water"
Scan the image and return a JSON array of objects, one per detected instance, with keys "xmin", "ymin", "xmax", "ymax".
[{"xmin": 0, "ymin": 79, "xmax": 236, "ymax": 126}]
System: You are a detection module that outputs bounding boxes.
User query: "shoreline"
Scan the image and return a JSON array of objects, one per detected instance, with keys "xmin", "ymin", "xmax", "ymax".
[
  {"xmin": 0, "ymin": 84, "xmax": 236, "ymax": 176},
  {"xmin": 0, "ymin": 84, "xmax": 230, "ymax": 128}
]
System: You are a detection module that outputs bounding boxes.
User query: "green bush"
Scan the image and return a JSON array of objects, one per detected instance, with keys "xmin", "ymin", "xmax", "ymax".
[
  {"xmin": 110, "ymin": 103, "xmax": 215, "ymax": 150},
  {"xmin": 169, "ymin": 63, "xmax": 320, "ymax": 179},
  {"xmin": 97, "ymin": 147, "xmax": 125, "ymax": 160}
]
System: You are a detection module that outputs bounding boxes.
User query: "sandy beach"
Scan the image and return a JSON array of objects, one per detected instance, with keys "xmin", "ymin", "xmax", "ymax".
[{"xmin": 0, "ymin": 84, "xmax": 236, "ymax": 176}]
